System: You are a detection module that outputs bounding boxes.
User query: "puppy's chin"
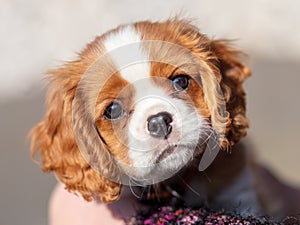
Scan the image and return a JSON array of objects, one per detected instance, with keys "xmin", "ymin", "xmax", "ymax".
[{"xmin": 119, "ymin": 144, "xmax": 198, "ymax": 185}]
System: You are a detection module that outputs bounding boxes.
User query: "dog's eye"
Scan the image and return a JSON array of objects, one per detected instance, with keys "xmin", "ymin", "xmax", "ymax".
[
  {"xmin": 171, "ymin": 75, "xmax": 190, "ymax": 91},
  {"xmin": 104, "ymin": 101, "xmax": 124, "ymax": 120}
]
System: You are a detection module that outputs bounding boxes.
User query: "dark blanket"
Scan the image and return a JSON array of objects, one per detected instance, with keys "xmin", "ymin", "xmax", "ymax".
[{"xmin": 127, "ymin": 205, "xmax": 299, "ymax": 225}]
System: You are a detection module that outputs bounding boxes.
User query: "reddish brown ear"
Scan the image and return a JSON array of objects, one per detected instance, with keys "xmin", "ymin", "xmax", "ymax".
[
  {"xmin": 29, "ymin": 63, "xmax": 121, "ymax": 203},
  {"xmin": 169, "ymin": 19, "xmax": 251, "ymax": 149},
  {"xmin": 210, "ymin": 40, "xmax": 251, "ymax": 148}
]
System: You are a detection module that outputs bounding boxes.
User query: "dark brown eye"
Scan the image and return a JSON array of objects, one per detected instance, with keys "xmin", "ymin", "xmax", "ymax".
[
  {"xmin": 171, "ymin": 75, "xmax": 190, "ymax": 91},
  {"xmin": 104, "ymin": 101, "xmax": 124, "ymax": 120}
]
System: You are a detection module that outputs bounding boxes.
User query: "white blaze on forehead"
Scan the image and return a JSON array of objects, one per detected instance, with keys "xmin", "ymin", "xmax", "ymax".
[{"xmin": 103, "ymin": 25, "xmax": 150, "ymax": 83}]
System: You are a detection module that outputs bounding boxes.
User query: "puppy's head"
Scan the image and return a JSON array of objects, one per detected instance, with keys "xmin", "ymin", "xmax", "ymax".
[{"xmin": 30, "ymin": 19, "xmax": 250, "ymax": 203}]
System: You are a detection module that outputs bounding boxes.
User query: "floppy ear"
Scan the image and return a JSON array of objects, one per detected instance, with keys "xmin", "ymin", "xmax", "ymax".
[
  {"xmin": 197, "ymin": 38, "xmax": 251, "ymax": 149},
  {"xmin": 29, "ymin": 63, "xmax": 121, "ymax": 203},
  {"xmin": 209, "ymin": 40, "xmax": 251, "ymax": 149}
]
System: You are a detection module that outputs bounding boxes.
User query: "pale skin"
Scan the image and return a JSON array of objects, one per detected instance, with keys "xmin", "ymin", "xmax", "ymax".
[{"xmin": 49, "ymin": 183, "xmax": 147, "ymax": 225}]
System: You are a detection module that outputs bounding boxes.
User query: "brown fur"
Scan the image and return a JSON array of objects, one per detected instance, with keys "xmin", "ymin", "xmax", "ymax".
[
  {"xmin": 137, "ymin": 19, "xmax": 250, "ymax": 147},
  {"xmin": 30, "ymin": 18, "xmax": 250, "ymax": 203}
]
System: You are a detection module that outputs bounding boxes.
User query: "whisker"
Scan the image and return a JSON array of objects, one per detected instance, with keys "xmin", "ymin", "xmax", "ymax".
[
  {"xmin": 139, "ymin": 185, "xmax": 147, "ymax": 199},
  {"xmin": 201, "ymin": 128, "xmax": 214, "ymax": 141},
  {"xmin": 146, "ymin": 185, "xmax": 152, "ymax": 200},
  {"xmin": 129, "ymin": 178, "xmax": 143, "ymax": 199},
  {"xmin": 178, "ymin": 176, "xmax": 202, "ymax": 198},
  {"xmin": 153, "ymin": 184, "xmax": 160, "ymax": 202},
  {"xmin": 200, "ymin": 170, "xmax": 212, "ymax": 184}
]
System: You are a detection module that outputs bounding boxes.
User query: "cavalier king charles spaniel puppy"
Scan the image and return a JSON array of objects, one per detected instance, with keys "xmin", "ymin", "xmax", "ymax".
[{"xmin": 30, "ymin": 18, "xmax": 300, "ymax": 223}]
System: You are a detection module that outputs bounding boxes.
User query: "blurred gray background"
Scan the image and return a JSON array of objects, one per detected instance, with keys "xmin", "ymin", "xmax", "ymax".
[{"xmin": 0, "ymin": 1, "xmax": 299, "ymax": 225}]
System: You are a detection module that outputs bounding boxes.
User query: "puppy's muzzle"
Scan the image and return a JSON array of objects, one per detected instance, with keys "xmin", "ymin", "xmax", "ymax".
[{"xmin": 147, "ymin": 112, "xmax": 173, "ymax": 139}]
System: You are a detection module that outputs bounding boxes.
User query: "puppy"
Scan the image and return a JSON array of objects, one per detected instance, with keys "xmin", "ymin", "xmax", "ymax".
[{"xmin": 30, "ymin": 18, "xmax": 300, "ymax": 221}]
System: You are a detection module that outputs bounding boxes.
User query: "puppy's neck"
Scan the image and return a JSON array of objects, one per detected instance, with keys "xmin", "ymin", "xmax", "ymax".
[{"xmin": 126, "ymin": 142, "xmax": 249, "ymax": 206}]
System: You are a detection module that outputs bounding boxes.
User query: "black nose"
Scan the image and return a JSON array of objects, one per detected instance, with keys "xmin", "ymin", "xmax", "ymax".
[{"xmin": 147, "ymin": 112, "xmax": 173, "ymax": 139}]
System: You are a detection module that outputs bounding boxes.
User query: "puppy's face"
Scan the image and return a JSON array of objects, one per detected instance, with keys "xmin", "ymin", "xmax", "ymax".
[
  {"xmin": 78, "ymin": 24, "xmax": 217, "ymax": 184},
  {"xmin": 31, "ymin": 19, "xmax": 250, "ymax": 202},
  {"xmin": 95, "ymin": 65, "xmax": 209, "ymax": 183}
]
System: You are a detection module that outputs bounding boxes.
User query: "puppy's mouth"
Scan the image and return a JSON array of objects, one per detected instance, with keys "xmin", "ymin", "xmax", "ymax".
[{"xmin": 155, "ymin": 144, "xmax": 178, "ymax": 163}]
